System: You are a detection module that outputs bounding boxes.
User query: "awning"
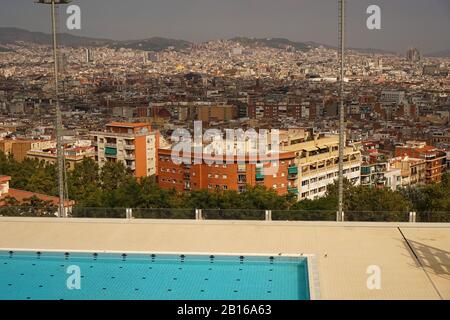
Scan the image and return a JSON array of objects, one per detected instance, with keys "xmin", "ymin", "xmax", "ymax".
[{"xmin": 302, "ymin": 146, "xmax": 319, "ymax": 152}]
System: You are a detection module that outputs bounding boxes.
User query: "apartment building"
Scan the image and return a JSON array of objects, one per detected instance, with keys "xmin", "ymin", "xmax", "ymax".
[
  {"xmin": 158, "ymin": 149, "xmax": 297, "ymax": 195},
  {"xmin": 390, "ymin": 156, "xmax": 427, "ymax": 187},
  {"xmin": 282, "ymin": 135, "xmax": 361, "ymax": 200},
  {"xmin": 395, "ymin": 141, "xmax": 447, "ymax": 184},
  {"xmin": 27, "ymin": 146, "xmax": 96, "ymax": 171},
  {"xmin": 196, "ymin": 105, "xmax": 237, "ymax": 122},
  {"xmin": 0, "ymin": 139, "xmax": 55, "ymax": 162},
  {"xmin": 360, "ymin": 152, "xmax": 402, "ymax": 191},
  {"xmin": 92, "ymin": 122, "xmax": 158, "ymax": 178},
  {"xmin": 157, "ymin": 134, "xmax": 361, "ymax": 201}
]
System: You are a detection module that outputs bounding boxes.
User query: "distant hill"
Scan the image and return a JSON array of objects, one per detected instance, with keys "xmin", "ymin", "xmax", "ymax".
[
  {"xmin": 230, "ymin": 37, "xmax": 396, "ymax": 55},
  {"xmin": 0, "ymin": 27, "xmax": 111, "ymax": 47},
  {"xmin": 0, "ymin": 27, "xmax": 403, "ymax": 55},
  {"xmin": 0, "ymin": 46, "xmax": 12, "ymax": 52},
  {"xmin": 230, "ymin": 37, "xmax": 310, "ymax": 51},
  {"xmin": 0, "ymin": 27, "xmax": 191, "ymax": 51},
  {"xmin": 427, "ymin": 49, "xmax": 450, "ymax": 58},
  {"xmin": 109, "ymin": 37, "xmax": 192, "ymax": 51}
]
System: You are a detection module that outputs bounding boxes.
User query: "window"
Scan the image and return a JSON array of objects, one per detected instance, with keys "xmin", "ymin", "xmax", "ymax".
[
  {"xmin": 223, "ymin": 185, "xmax": 228, "ymax": 190},
  {"xmin": 223, "ymin": 174, "xmax": 227, "ymax": 179}
]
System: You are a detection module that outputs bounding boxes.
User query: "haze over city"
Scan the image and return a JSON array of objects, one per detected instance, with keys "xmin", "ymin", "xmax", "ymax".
[
  {"xmin": 1, "ymin": 0, "xmax": 450, "ymax": 54},
  {"xmin": 0, "ymin": 0, "xmax": 449, "ymax": 303}
]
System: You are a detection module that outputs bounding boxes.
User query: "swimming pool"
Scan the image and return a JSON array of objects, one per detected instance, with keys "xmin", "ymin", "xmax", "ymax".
[{"xmin": 0, "ymin": 250, "xmax": 311, "ymax": 300}]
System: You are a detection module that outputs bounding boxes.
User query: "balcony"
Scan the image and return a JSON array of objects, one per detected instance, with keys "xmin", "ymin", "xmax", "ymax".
[
  {"xmin": 255, "ymin": 170, "xmax": 264, "ymax": 181},
  {"xmin": 124, "ymin": 144, "xmax": 135, "ymax": 150},
  {"xmin": 288, "ymin": 187, "xmax": 299, "ymax": 194},
  {"xmin": 238, "ymin": 175, "xmax": 247, "ymax": 184},
  {"xmin": 105, "ymin": 143, "xmax": 117, "ymax": 148},
  {"xmin": 288, "ymin": 166, "xmax": 298, "ymax": 175},
  {"xmin": 105, "ymin": 147, "xmax": 117, "ymax": 157}
]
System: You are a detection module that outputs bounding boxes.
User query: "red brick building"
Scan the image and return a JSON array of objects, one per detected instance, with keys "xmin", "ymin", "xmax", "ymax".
[{"xmin": 157, "ymin": 149, "xmax": 298, "ymax": 195}]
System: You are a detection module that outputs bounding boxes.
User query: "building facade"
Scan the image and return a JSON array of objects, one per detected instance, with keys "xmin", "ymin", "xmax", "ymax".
[
  {"xmin": 157, "ymin": 134, "xmax": 361, "ymax": 201},
  {"xmin": 395, "ymin": 141, "xmax": 447, "ymax": 184},
  {"xmin": 92, "ymin": 122, "xmax": 158, "ymax": 178}
]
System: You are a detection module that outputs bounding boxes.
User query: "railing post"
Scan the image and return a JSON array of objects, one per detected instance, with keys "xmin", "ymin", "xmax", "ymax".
[
  {"xmin": 341, "ymin": 211, "xmax": 345, "ymax": 222},
  {"xmin": 410, "ymin": 211, "xmax": 416, "ymax": 223},
  {"xmin": 126, "ymin": 208, "xmax": 133, "ymax": 219},
  {"xmin": 265, "ymin": 210, "xmax": 272, "ymax": 221},
  {"xmin": 195, "ymin": 209, "xmax": 203, "ymax": 220}
]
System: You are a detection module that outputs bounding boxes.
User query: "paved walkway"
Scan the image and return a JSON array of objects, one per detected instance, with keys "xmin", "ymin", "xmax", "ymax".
[{"xmin": 0, "ymin": 218, "xmax": 448, "ymax": 300}]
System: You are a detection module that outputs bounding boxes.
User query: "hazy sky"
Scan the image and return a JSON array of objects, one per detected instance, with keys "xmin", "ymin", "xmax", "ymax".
[{"xmin": 1, "ymin": 0, "xmax": 449, "ymax": 54}]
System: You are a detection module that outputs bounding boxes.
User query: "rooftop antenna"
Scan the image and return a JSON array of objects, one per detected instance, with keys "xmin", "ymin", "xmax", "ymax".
[
  {"xmin": 338, "ymin": 0, "xmax": 346, "ymax": 218},
  {"xmin": 36, "ymin": 0, "xmax": 71, "ymax": 218}
]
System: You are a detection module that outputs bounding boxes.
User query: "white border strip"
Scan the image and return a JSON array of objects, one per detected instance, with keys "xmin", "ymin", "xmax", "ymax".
[{"xmin": 307, "ymin": 254, "xmax": 321, "ymax": 300}]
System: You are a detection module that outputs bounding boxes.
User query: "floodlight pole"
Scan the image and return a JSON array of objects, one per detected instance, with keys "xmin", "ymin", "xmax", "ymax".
[
  {"xmin": 338, "ymin": 0, "xmax": 345, "ymax": 218},
  {"xmin": 37, "ymin": 0, "xmax": 71, "ymax": 217}
]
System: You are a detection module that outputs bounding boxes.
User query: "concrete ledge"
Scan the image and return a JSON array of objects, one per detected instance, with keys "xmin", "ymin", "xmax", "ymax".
[{"xmin": 0, "ymin": 216, "xmax": 448, "ymax": 228}]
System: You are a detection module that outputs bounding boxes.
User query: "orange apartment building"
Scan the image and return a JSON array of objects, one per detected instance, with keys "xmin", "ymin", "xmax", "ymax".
[
  {"xmin": 395, "ymin": 141, "xmax": 447, "ymax": 184},
  {"xmin": 91, "ymin": 122, "xmax": 159, "ymax": 178},
  {"xmin": 157, "ymin": 149, "xmax": 298, "ymax": 195}
]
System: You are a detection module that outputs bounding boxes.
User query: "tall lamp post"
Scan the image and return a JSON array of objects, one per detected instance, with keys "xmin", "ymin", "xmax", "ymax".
[
  {"xmin": 338, "ymin": 0, "xmax": 346, "ymax": 219},
  {"xmin": 36, "ymin": 0, "xmax": 71, "ymax": 217}
]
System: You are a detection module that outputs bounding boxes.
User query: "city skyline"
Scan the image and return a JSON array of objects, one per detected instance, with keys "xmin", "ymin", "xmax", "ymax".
[{"xmin": 1, "ymin": 0, "xmax": 450, "ymax": 54}]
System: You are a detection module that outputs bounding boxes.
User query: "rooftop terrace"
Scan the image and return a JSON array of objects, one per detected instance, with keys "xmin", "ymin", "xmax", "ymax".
[{"xmin": 0, "ymin": 217, "xmax": 448, "ymax": 300}]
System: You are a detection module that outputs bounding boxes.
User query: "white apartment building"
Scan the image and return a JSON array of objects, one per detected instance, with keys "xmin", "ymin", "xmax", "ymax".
[{"xmin": 282, "ymin": 135, "xmax": 361, "ymax": 200}]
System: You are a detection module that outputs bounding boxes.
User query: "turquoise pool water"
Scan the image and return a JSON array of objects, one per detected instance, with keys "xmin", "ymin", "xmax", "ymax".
[{"xmin": 0, "ymin": 251, "xmax": 310, "ymax": 300}]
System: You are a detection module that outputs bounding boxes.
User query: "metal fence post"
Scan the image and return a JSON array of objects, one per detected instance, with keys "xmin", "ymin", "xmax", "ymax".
[
  {"xmin": 265, "ymin": 210, "xmax": 272, "ymax": 221},
  {"xmin": 409, "ymin": 211, "xmax": 417, "ymax": 223},
  {"xmin": 126, "ymin": 208, "xmax": 133, "ymax": 219},
  {"xmin": 195, "ymin": 209, "xmax": 203, "ymax": 220},
  {"xmin": 341, "ymin": 211, "xmax": 345, "ymax": 222}
]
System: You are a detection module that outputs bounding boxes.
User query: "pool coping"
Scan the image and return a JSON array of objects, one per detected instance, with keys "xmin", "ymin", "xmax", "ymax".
[{"xmin": 1, "ymin": 248, "xmax": 320, "ymax": 301}]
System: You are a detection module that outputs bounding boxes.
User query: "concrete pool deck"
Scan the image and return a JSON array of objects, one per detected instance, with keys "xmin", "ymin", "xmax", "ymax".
[{"xmin": 0, "ymin": 217, "xmax": 449, "ymax": 300}]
